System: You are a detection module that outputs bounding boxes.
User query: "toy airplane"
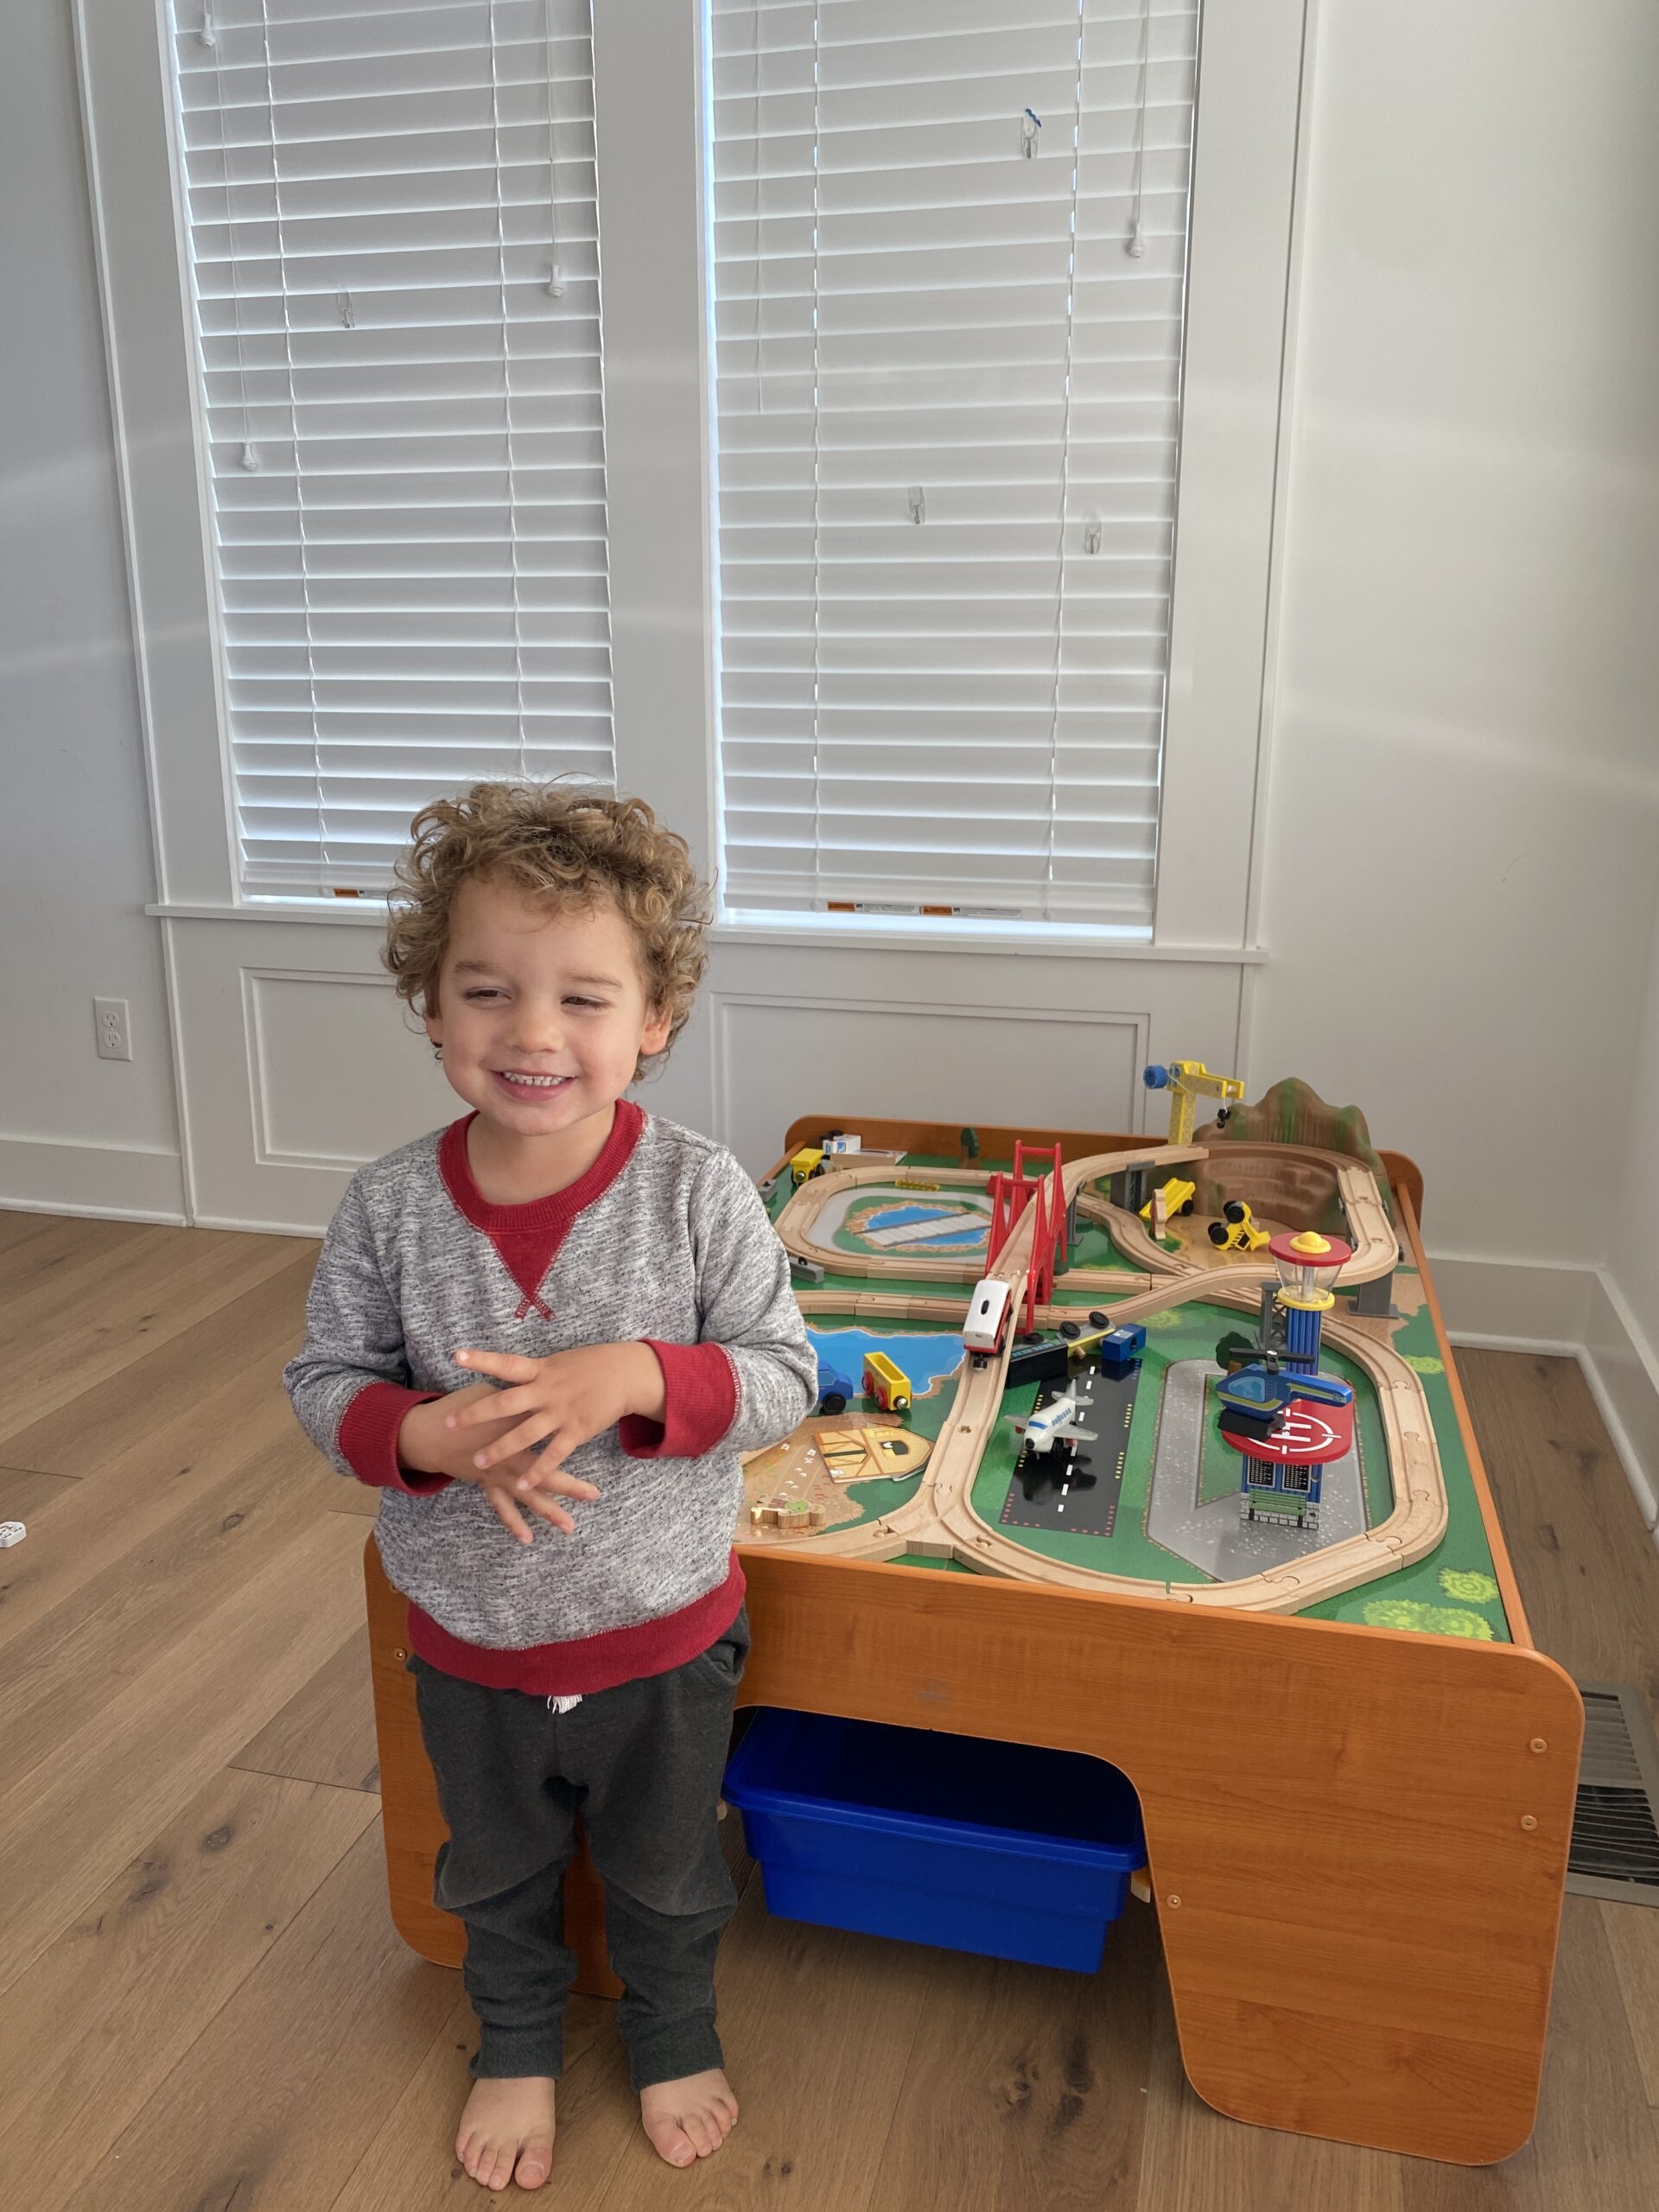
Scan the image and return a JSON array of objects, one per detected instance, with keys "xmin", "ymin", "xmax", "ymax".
[{"xmin": 1017, "ymin": 1387, "xmax": 1098, "ymax": 1456}]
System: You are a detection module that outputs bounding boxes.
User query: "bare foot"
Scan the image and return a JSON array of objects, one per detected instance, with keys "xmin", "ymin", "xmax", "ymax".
[
  {"xmin": 455, "ymin": 2075, "xmax": 556, "ymax": 2192},
  {"xmin": 639, "ymin": 2068, "xmax": 740, "ymax": 2166}
]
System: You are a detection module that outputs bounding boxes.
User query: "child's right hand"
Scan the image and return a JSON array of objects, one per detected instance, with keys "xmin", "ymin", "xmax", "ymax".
[{"xmin": 397, "ymin": 1385, "xmax": 601, "ymax": 1545}]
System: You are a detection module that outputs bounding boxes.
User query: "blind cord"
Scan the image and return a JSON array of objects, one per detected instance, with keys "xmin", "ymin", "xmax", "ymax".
[
  {"xmin": 486, "ymin": 0, "xmax": 531, "ymax": 786},
  {"xmin": 807, "ymin": 4, "xmax": 824, "ymax": 905},
  {"xmin": 1128, "ymin": 0, "xmax": 1152, "ymax": 257},
  {"xmin": 200, "ymin": 7, "xmax": 256, "ymax": 468},
  {"xmin": 544, "ymin": 0, "xmax": 564, "ymax": 295},
  {"xmin": 254, "ymin": 0, "xmax": 327, "ymax": 882},
  {"xmin": 1043, "ymin": 0, "xmax": 1088, "ymax": 913}
]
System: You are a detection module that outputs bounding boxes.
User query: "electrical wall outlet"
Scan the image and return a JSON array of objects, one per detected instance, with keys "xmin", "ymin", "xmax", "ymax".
[{"xmin": 93, "ymin": 996, "xmax": 131, "ymax": 1062}]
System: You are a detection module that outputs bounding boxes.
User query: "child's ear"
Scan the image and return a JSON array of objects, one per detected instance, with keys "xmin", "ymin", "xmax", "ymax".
[
  {"xmin": 641, "ymin": 1003, "xmax": 673, "ymax": 1057},
  {"xmin": 423, "ymin": 995, "xmax": 443, "ymax": 1049}
]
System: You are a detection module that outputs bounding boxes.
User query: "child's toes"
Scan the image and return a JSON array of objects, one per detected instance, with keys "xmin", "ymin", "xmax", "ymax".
[
  {"xmin": 515, "ymin": 2133, "xmax": 554, "ymax": 2190},
  {"xmin": 640, "ymin": 2070, "xmax": 738, "ymax": 2167},
  {"xmin": 472, "ymin": 2134, "xmax": 514, "ymax": 2191},
  {"xmin": 645, "ymin": 2113, "xmax": 698, "ymax": 2167}
]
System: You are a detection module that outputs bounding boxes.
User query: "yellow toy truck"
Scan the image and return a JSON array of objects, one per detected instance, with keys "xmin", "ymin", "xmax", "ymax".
[
  {"xmin": 789, "ymin": 1146, "xmax": 827, "ymax": 1187},
  {"xmin": 1140, "ymin": 1177, "xmax": 1195, "ymax": 1226},
  {"xmin": 1207, "ymin": 1198, "xmax": 1271, "ymax": 1253}
]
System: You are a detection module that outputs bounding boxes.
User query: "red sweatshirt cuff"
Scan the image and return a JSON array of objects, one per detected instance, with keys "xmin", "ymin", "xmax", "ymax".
[
  {"xmin": 338, "ymin": 1381, "xmax": 450, "ymax": 1495},
  {"xmin": 618, "ymin": 1341, "xmax": 738, "ymax": 1459}
]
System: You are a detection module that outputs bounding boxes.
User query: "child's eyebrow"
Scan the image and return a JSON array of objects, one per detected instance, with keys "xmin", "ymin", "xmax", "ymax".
[{"xmin": 448, "ymin": 959, "xmax": 626, "ymax": 989}]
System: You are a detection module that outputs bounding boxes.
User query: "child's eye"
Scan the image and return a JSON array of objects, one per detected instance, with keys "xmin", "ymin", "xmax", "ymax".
[
  {"xmin": 463, "ymin": 988, "xmax": 505, "ymax": 1002},
  {"xmin": 564, "ymin": 996, "xmax": 607, "ymax": 1011}
]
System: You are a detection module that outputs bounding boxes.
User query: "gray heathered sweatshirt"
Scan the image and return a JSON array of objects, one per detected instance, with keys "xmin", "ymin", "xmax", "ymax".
[{"xmin": 283, "ymin": 1102, "xmax": 816, "ymax": 1693}]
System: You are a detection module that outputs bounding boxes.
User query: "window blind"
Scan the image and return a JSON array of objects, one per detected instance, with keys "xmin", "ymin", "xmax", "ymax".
[
  {"xmin": 168, "ymin": 0, "xmax": 611, "ymax": 894},
  {"xmin": 709, "ymin": 0, "xmax": 1199, "ymax": 928}
]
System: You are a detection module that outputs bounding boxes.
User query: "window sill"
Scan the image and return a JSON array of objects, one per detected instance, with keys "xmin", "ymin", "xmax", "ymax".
[
  {"xmin": 145, "ymin": 899, "xmax": 1265, "ymax": 964},
  {"xmin": 710, "ymin": 918, "xmax": 1265, "ymax": 963}
]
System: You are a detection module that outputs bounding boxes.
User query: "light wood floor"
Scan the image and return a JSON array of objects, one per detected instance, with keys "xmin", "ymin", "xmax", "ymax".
[{"xmin": 3, "ymin": 1212, "xmax": 1659, "ymax": 2211}]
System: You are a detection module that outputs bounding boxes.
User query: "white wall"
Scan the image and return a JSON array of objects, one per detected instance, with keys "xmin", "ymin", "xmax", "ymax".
[
  {"xmin": 9, "ymin": 0, "xmax": 1659, "ymax": 1325},
  {"xmin": 1587, "ymin": 895, "xmax": 1659, "ymax": 1532},
  {"xmin": 1605, "ymin": 905, "xmax": 1659, "ymax": 1363},
  {"xmin": 0, "ymin": 0, "xmax": 181, "ymax": 1218},
  {"xmin": 1251, "ymin": 1, "xmax": 1659, "ymax": 1300}
]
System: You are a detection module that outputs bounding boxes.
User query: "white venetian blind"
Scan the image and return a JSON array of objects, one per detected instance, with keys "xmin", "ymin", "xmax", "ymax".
[
  {"xmin": 709, "ymin": 0, "xmax": 1199, "ymax": 928},
  {"xmin": 168, "ymin": 0, "xmax": 611, "ymax": 893}
]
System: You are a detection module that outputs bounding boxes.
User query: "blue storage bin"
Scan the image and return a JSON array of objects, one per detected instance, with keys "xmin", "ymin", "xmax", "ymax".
[{"xmin": 723, "ymin": 1709, "xmax": 1144, "ymax": 1973}]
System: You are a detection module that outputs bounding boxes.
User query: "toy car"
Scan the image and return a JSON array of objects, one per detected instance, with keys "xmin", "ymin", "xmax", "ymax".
[
  {"xmin": 1207, "ymin": 1198, "xmax": 1271, "ymax": 1253},
  {"xmin": 789, "ymin": 1146, "xmax": 827, "ymax": 1187},
  {"xmin": 815, "ymin": 1368, "xmax": 854, "ymax": 1416}
]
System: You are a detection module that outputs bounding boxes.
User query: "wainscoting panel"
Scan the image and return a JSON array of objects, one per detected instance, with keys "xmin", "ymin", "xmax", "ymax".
[
  {"xmin": 245, "ymin": 969, "xmax": 454, "ymax": 1173},
  {"xmin": 714, "ymin": 995, "xmax": 1147, "ymax": 1174},
  {"xmin": 164, "ymin": 914, "xmax": 1250, "ymax": 1230}
]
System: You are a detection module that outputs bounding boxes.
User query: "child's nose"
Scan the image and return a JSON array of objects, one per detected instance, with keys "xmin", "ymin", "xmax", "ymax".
[{"xmin": 510, "ymin": 1001, "xmax": 566, "ymax": 1055}]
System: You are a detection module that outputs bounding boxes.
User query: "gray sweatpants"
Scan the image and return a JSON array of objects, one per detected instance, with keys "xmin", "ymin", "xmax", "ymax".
[{"xmin": 409, "ymin": 1606, "xmax": 748, "ymax": 2090}]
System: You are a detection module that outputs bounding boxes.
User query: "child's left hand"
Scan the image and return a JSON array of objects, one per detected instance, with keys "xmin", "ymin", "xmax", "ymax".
[{"xmin": 446, "ymin": 1343, "xmax": 667, "ymax": 1483}]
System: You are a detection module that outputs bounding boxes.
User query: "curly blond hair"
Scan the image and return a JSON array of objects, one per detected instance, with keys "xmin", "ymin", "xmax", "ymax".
[{"xmin": 385, "ymin": 782, "xmax": 710, "ymax": 1075}]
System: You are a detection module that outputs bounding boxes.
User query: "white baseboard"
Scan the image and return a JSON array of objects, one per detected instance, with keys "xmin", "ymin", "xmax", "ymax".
[
  {"xmin": 1411, "ymin": 1249, "xmax": 1659, "ymax": 1553},
  {"xmin": 1580, "ymin": 1272, "xmax": 1659, "ymax": 1539},
  {"xmin": 188, "ymin": 1215, "xmax": 321, "ymax": 1239},
  {"xmin": 1425, "ymin": 1249, "xmax": 1597, "ymax": 1351},
  {"xmin": 0, "ymin": 1133, "xmax": 187, "ymax": 1224}
]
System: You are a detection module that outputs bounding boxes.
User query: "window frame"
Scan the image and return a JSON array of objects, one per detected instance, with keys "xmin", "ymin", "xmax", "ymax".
[{"xmin": 78, "ymin": 0, "xmax": 1309, "ymax": 956}]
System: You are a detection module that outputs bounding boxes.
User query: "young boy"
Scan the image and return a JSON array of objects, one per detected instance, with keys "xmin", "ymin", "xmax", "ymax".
[{"xmin": 284, "ymin": 783, "xmax": 816, "ymax": 2192}]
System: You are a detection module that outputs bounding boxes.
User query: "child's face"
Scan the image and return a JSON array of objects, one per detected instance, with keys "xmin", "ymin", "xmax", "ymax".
[{"xmin": 424, "ymin": 879, "xmax": 672, "ymax": 1144}]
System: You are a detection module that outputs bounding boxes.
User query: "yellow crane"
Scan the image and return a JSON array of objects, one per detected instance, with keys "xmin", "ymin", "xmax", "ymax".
[{"xmin": 1142, "ymin": 1059, "xmax": 1245, "ymax": 1146}]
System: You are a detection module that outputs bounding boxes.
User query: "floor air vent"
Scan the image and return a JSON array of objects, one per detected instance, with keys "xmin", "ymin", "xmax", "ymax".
[{"xmin": 1567, "ymin": 1683, "xmax": 1659, "ymax": 1906}]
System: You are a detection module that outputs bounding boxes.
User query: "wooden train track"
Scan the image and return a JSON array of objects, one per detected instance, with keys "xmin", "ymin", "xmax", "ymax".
[{"xmin": 766, "ymin": 1142, "xmax": 1444, "ymax": 1612}]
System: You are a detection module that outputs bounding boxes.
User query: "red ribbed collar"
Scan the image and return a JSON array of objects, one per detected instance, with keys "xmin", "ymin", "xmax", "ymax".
[{"xmin": 437, "ymin": 1098, "xmax": 645, "ymax": 1235}]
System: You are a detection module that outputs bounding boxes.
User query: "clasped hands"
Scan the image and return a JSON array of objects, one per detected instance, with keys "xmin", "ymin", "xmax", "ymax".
[{"xmin": 396, "ymin": 1341, "xmax": 667, "ymax": 1546}]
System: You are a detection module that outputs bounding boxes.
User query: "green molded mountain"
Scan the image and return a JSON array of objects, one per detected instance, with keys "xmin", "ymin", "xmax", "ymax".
[{"xmin": 1195, "ymin": 1077, "xmax": 1395, "ymax": 1221}]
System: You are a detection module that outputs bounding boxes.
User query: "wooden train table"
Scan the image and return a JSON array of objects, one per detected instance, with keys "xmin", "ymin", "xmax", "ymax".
[{"xmin": 365, "ymin": 1102, "xmax": 1583, "ymax": 2166}]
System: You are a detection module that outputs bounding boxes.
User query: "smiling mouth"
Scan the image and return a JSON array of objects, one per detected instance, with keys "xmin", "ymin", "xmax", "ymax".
[{"xmin": 493, "ymin": 1071, "xmax": 575, "ymax": 1091}]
